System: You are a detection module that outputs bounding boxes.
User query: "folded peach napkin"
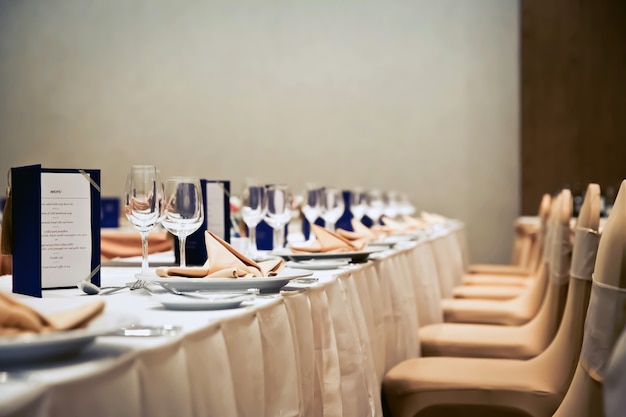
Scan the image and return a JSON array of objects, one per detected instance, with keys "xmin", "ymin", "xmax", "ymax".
[
  {"xmin": 290, "ymin": 224, "xmax": 367, "ymax": 253},
  {"xmin": 156, "ymin": 231, "xmax": 285, "ymax": 278},
  {"xmin": 378, "ymin": 216, "xmax": 409, "ymax": 233},
  {"xmin": 336, "ymin": 219, "xmax": 380, "ymax": 242},
  {"xmin": 375, "ymin": 215, "xmax": 427, "ymax": 234},
  {"xmin": 420, "ymin": 211, "xmax": 448, "ymax": 225},
  {"xmin": 402, "ymin": 215, "xmax": 428, "ymax": 229},
  {"xmin": 0, "ymin": 292, "xmax": 105, "ymax": 337}
]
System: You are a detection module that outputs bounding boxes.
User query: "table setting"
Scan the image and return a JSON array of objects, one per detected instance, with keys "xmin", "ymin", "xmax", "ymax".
[{"xmin": 0, "ymin": 163, "xmax": 463, "ymax": 417}]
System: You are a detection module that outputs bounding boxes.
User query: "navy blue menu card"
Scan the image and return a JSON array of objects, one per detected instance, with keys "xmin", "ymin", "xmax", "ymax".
[
  {"xmin": 12, "ymin": 164, "xmax": 101, "ymax": 297},
  {"xmin": 175, "ymin": 179, "xmax": 230, "ymax": 266}
]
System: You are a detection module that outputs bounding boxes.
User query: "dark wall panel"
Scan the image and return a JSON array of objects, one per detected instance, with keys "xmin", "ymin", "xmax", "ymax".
[{"xmin": 521, "ymin": 0, "xmax": 626, "ymax": 213}]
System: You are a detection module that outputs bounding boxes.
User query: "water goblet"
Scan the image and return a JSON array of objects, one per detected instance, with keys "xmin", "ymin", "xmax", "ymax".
[
  {"xmin": 124, "ymin": 165, "xmax": 163, "ymax": 278},
  {"xmin": 301, "ymin": 185, "xmax": 322, "ymax": 242},
  {"xmin": 382, "ymin": 190, "xmax": 399, "ymax": 220},
  {"xmin": 365, "ymin": 189, "xmax": 384, "ymax": 226},
  {"xmin": 265, "ymin": 184, "xmax": 291, "ymax": 250},
  {"xmin": 160, "ymin": 177, "xmax": 204, "ymax": 267},
  {"xmin": 398, "ymin": 193, "xmax": 417, "ymax": 217},
  {"xmin": 241, "ymin": 184, "xmax": 267, "ymax": 257},
  {"xmin": 349, "ymin": 188, "xmax": 367, "ymax": 223},
  {"xmin": 320, "ymin": 187, "xmax": 345, "ymax": 232}
]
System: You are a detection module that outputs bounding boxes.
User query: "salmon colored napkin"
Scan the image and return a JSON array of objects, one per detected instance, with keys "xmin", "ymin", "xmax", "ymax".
[
  {"xmin": 0, "ymin": 292, "xmax": 105, "ymax": 337},
  {"xmin": 420, "ymin": 211, "xmax": 448, "ymax": 225},
  {"xmin": 156, "ymin": 231, "xmax": 285, "ymax": 278},
  {"xmin": 336, "ymin": 219, "xmax": 381, "ymax": 242},
  {"xmin": 290, "ymin": 224, "xmax": 367, "ymax": 253},
  {"xmin": 402, "ymin": 215, "xmax": 428, "ymax": 229},
  {"xmin": 375, "ymin": 215, "xmax": 427, "ymax": 234},
  {"xmin": 101, "ymin": 230, "xmax": 173, "ymax": 260},
  {"xmin": 378, "ymin": 216, "xmax": 409, "ymax": 233}
]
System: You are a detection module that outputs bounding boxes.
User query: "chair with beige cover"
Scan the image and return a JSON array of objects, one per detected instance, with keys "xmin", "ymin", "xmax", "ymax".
[
  {"xmin": 451, "ymin": 194, "xmax": 553, "ymax": 301},
  {"xmin": 439, "ymin": 191, "xmax": 568, "ymax": 326},
  {"xmin": 419, "ymin": 184, "xmax": 600, "ymax": 360},
  {"xmin": 382, "ymin": 186, "xmax": 604, "ymax": 417},
  {"xmin": 466, "ymin": 193, "xmax": 551, "ymax": 278},
  {"xmin": 604, "ymin": 325, "xmax": 626, "ymax": 417},
  {"xmin": 552, "ymin": 179, "xmax": 626, "ymax": 417}
]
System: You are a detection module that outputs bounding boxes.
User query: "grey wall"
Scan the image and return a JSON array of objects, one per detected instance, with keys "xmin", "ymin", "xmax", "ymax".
[{"xmin": 0, "ymin": 0, "xmax": 520, "ymax": 263}]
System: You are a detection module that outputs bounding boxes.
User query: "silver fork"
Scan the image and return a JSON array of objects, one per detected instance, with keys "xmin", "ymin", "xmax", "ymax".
[
  {"xmin": 159, "ymin": 282, "xmax": 258, "ymax": 300},
  {"xmin": 128, "ymin": 279, "xmax": 146, "ymax": 290},
  {"xmin": 128, "ymin": 279, "xmax": 158, "ymax": 295},
  {"xmin": 98, "ymin": 280, "xmax": 147, "ymax": 296}
]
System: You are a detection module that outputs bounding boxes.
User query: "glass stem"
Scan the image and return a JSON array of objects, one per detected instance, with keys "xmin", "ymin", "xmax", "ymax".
[
  {"xmin": 273, "ymin": 226, "xmax": 285, "ymax": 250},
  {"xmin": 179, "ymin": 235, "xmax": 187, "ymax": 267},
  {"xmin": 248, "ymin": 225, "xmax": 258, "ymax": 257},
  {"xmin": 306, "ymin": 218, "xmax": 316, "ymax": 243},
  {"xmin": 327, "ymin": 221, "xmax": 335, "ymax": 232},
  {"xmin": 140, "ymin": 230, "xmax": 149, "ymax": 278}
]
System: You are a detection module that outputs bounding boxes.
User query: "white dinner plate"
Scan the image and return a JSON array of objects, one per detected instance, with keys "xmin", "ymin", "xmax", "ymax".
[
  {"xmin": 366, "ymin": 241, "xmax": 397, "ymax": 248},
  {"xmin": 286, "ymin": 259, "xmax": 350, "ymax": 270},
  {"xmin": 143, "ymin": 267, "xmax": 313, "ymax": 292},
  {"xmin": 385, "ymin": 233, "xmax": 421, "ymax": 242},
  {"xmin": 154, "ymin": 293, "xmax": 251, "ymax": 311},
  {"xmin": 0, "ymin": 312, "xmax": 138, "ymax": 365},
  {"xmin": 273, "ymin": 247, "xmax": 385, "ymax": 263}
]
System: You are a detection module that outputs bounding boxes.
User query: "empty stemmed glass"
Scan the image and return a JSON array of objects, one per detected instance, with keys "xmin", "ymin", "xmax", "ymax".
[
  {"xmin": 320, "ymin": 187, "xmax": 345, "ymax": 232},
  {"xmin": 265, "ymin": 184, "xmax": 292, "ymax": 250},
  {"xmin": 161, "ymin": 177, "xmax": 204, "ymax": 267},
  {"xmin": 301, "ymin": 185, "xmax": 321, "ymax": 243},
  {"xmin": 124, "ymin": 165, "xmax": 163, "ymax": 278},
  {"xmin": 365, "ymin": 189, "xmax": 384, "ymax": 226},
  {"xmin": 398, "ymin": 193, "xmax": 417, "ymax": 217},
  {"xmin": 349, "ymin": 188, "xmax": 367, "ymax": 223},
  {"xmin": 241, "ymin": 183, "xmax": 267, "ymax": 257},
  {"xmin": 382, "ymin": 190, "xmax": 399, "ymax": 220}
]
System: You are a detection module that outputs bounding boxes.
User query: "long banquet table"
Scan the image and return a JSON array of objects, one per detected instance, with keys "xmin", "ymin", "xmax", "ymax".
[{"xmin": 0, "ymin": 222, "xmax": 468, "ymax": 417}]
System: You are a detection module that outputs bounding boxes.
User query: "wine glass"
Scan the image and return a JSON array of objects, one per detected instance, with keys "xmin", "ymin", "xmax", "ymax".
[
  {"xmin": 382, "ymin": 190, "xmax": 399, "ymax": 220},
  {"xmin": 398, "ymin": 193, "xmax": 417, "ymax": 217},
  {"xmin": 265, "ymin": 184, "xmax": 291, "ymax": 250},
  {"xmin": 349, "ymin": 188, "xmax": 367, "ymax": 223},
  {"xmin": 161, "ymin": 177, "xmax": 204, "ymax": 267},
  {"xmin": 320, "ymin": 187, "xmax": 345, "ymax": 232},
  {"xmin": 365, "ymin": 189, "xmax": 384, "ymax": 226},
  {"xmin": 241, "ymin": 183, "xmax": 267, "ymax": 257},
  {"xmin": 124, "ymin": 165, "xmax": 163, "ymax": 278},
  {"xmin": 301, "ymin": 185, "xmax": 322, "ymax": 243}
]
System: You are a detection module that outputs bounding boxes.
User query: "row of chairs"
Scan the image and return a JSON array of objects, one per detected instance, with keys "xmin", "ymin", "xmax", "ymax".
[{"xmin": 383, "ymin": 180, "xmax": 626, "ymax": 417}]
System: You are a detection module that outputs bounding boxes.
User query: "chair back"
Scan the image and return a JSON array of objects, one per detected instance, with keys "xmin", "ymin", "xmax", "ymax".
[{"xmin": 552, "ymin": 180, "xmax": 626, "ymax": 416}]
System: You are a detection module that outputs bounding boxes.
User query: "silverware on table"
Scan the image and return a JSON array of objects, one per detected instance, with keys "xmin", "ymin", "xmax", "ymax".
[
  {"xmin": 158, "ymin": 282, "xmax": 260, "ymax": 300},
  {"xmin": 107, "ymin": 324, "xmax": 183, "ymax": 337}
]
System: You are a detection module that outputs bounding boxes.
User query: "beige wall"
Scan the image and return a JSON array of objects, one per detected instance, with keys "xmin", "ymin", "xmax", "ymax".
[{"xmin": 0, "ymin": 0, "xmax": 519, "ymax": 263}]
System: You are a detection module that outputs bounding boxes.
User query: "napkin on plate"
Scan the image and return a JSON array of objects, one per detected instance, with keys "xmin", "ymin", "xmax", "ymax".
[
  {"xmin": 402, "ymin": 215, "xmax": 428, "ymax": 229},
  {"xmin": 0, "ymin": 291, "xmax": 105, "ymax": 337},
  {"xmin": 290, "ymin": 224, "xmax": 367, "ymax": 253},
  {"xmin": 378, "ymin": 216, "xmax": 410, "ymax": 233},
  {"xmin": 420, "ymin": 211, "xmax": 448, "ymax": 225},
  {"xmin": 336, "ymin": 219, "xmax": 380, "ymax": 242},
  {"xmin": 156, "ymin": 231, "xmax": 285, "ymax": 279},
  {"xmin": 377, "ymin": 215, "xmax": 427, "ymax": 234}
]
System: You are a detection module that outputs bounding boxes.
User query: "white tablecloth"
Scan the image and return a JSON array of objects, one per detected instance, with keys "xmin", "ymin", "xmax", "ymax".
[{"xmin": 0, "ymin": 223, "xmax": 462, "ymax": 417}]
